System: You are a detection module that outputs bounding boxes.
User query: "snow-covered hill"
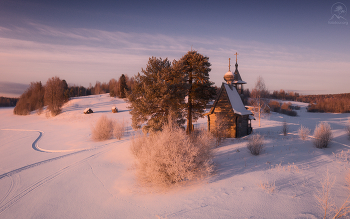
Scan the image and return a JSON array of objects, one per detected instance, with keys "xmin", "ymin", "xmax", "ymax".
[{"xmin": 0, "ymin": 94, "xmax": 350, "ymax": 218}]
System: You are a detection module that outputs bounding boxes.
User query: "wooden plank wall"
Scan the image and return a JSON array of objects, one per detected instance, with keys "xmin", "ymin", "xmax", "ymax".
[{"xmin": 208, "ymin": 87, "xmax": 250, "ymax": 138}]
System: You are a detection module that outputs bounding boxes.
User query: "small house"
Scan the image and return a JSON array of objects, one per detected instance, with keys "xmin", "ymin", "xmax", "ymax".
[{"xmin": 206, "ymin": 57, "xmax": 254, "ymax": 138}]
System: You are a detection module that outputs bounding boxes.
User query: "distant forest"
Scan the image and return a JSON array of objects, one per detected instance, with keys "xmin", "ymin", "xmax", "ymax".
[
  {"xmin": 245, "ymin": 89, "xmax": 350, "ymax": 113},
  {"xmin": 3, "ymin": 77, "xmax": 350, "ymax": 114},
  {"xmin": 0, "ymin": 97, "xmax": 19, "ymax": 107},
  {"xmin": 11, "ymin": 74, "xmax": 134, "ymax": 115}
]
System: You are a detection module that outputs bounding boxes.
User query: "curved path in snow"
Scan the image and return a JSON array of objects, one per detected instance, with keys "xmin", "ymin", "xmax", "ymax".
[
  {"xmin": 1, "ymin": 129, "xmax": 90, "ymax": 153},
  {"xmin": 0, "ymin": 129, "xmax": 119, "ymax": 180},
  {"xmin": 0, "ymin": 128, "xmax": 120, "ymax": 214}
]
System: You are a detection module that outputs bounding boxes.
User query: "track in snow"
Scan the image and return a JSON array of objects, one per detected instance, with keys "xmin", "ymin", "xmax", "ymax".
[
  {"xmin": 0, "ymin": 149, "xmax": 88, "ymax": 180},
  {"xmin": 0, "ymin": 150, "xmax": 108, "ymax": 215},
  {"xmin": 1, "ymin": 129, "xmax": 88, "ymax": 153},
  {"xmin": 0, "ymin": 128, "xmax": 123, "ymax": 214}
]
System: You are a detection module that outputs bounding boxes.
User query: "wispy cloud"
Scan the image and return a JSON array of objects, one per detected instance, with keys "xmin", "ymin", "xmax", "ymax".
[
  {"xmin": 0, "ymin": 81, "xmax": 29, "ymax": 97},
  {"xmin": 1, "ymin": 23, "xmax": 349, "ymax": 94}
]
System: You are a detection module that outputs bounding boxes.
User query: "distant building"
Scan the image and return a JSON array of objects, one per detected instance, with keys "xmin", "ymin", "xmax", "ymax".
[{"xmin": 206, "ymin": 56, "xmax": 254, "ymax": 138}]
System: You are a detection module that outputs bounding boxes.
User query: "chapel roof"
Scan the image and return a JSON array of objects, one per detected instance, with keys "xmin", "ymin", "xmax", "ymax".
[{"xmin": 208, "ymin": 83, "xmax": 253, "ymax": 116}]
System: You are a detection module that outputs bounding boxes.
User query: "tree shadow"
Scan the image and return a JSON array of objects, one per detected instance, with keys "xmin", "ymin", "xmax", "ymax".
[{"xmin": 208, "ymin": 132, "xmax": 350, "ymax": 184}]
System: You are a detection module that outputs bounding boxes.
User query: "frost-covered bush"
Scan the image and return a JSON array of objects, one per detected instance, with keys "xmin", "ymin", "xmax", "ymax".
[
  {"xmin": 247, "ymin": 134, "xmax": 264, "ymax": 155},
  {"xmin": 298, "ymin": 125, "xmax": 310, "ymax": 140},
  {"xmin": 268, "ymin": 100, "xmax": 281, "ymax": 112},
  {"xmin": 91, "ymin": 115, "xmax": 113, "ymax": 141},
  {"xmin": 313, "ymin": 122, "xmax": 332, "ymax": 148},
  {"xmin": 131, "ymin": 124, "xmax": 214, "ymax": 188},
  {"xmin": 111, "ymin": 106, "xmax": 118, "ymax": 113},
  {"xmin": 113, "ymin": 120, "xmax": 125, "ymax": 140},
  {"xmin": 281, "ymin": 102, "xmax": 292, "ymax": 111}
]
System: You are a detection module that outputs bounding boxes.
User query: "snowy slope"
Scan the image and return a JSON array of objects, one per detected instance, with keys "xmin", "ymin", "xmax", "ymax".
[{"xmin": 1, "ymin": 94, "xmax": 350, "ymax": 218}]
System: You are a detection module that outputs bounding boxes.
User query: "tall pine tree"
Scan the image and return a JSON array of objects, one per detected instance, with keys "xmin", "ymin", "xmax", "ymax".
[
  {"xmin": 176, "ymin": 51, "xmax": 216, "ymax": 134},
  {"xmin": 127, "ymin": 57, "xmax": 186, "ymax": 132},
  {"xmin": 119, "ymin": 74, "xmax": 128, "ymax": 98}
]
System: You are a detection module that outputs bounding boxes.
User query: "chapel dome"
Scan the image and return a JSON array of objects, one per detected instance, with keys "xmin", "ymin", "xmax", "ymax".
[{"xmin": 224, "ymin": 71, "xmax": 234, "ymax": 84}]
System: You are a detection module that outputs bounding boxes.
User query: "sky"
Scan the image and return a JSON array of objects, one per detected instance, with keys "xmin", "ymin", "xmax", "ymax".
[{"xmin": 0, "ymin": 0, "xmax": 349, "ymax": 97}]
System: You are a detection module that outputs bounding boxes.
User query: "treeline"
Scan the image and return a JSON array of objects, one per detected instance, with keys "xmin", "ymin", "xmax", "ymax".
[
  {"xmin": 0, "ymin": 97, "xmax": 19, "ymax": 107},
  {"xmin": 13, "ymin": 74, "xmax": 134, "ymax": 116},
  {"xmin": 272, "ymin": 91, "xmax": 350, "ymax": 113},
  {"xmin": 297, "ymin": 93, "xmax": 350, "ymax": 103},
  {"xmin": 86, "ymin": 75, "xmax": 134, "ymax": 98},
  {"xmin": 245, "ymin": 88, "xmax": 350, "ymax": 113},
  {"xmin": 307, "ymin": 97, "xmax": 350, "ymax": 113},
  {"xmin": 245, "ymin": 89, "xmax": 300, "ymax": 101},
  {"xmin": 301, "ymin": 93, "xmax": 350, "ymax": 113}
]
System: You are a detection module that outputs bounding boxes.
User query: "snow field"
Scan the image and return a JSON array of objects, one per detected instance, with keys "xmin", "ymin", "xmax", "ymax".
[{"xmin": 0, "ymin": 94, "xmax": 350, "ymax": 218}]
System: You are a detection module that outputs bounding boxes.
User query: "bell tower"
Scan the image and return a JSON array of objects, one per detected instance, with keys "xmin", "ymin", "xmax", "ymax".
[{"xmin": 232, "ymin": 52, "xmax": 246, "ymax": 98}]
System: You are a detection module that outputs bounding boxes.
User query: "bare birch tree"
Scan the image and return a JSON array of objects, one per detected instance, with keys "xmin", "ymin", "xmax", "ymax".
[
  {"xmin": 44, "ymin": 76, "xmax": 65, "ymax": 116},
  {"xmin": 250, "ymin": 76, "xmax": 269, "ymax": 127}
]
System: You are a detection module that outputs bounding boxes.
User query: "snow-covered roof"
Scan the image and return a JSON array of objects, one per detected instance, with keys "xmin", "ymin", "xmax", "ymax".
[
  {"xmin": 232, "ymin": 62, "xmax": 246, "ymax": 84},
  {"xmin": 223, "ymin": 84, "xmax": 253, "ymax": 116},
  {"xmin": 233, "ymin": 80, "xmax": 247, "ymax": 84}
]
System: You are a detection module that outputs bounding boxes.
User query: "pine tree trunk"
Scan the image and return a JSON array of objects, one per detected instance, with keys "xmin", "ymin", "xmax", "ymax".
[
  {"xmin": 186, "ymin": 99, "xmax": 192, "ymax": 134},
  {"xmin": 186, "ymin": 71, "xmax": 193, "ymax": 134}
]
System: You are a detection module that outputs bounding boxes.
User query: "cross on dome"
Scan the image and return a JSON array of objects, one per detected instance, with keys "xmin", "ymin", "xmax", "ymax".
[
  {"xmin": 228, "ymin": 58, "xmax": 231, "ymax": 71},
  {"xmin": 234, "ymin": 52, "xmax": 239, "ymax": 63}
]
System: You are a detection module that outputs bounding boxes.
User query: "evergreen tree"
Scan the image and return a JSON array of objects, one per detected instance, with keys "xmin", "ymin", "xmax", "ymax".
[
  {"xmin": 176, "ymin": 51, "xmax": 216, "ymax": 134},
  {"xmin": 119, "ymin": 74, "xmax": 128, "ymax": 98},
  {"xmin": 127, "ymin": 57, "xmax": 186, "ymax": 132}
]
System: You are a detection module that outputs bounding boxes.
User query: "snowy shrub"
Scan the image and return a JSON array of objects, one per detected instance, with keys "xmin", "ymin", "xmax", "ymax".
[
  {"xmin": 298, "ymin": 125, "xmax": 310, "ymax": 140},
  {"xmin": 258, "ymin": 180, "xmax": 276, "ymax": 193},
  {"xmin": 247, "ymin": 134, "xmax": 264, "ymax": 155},
  {"xmin": 313, "ymin": 122, "xmax": 332, "ymax": 148},
  {"xmin": 282, "ymin": 121, "xmax": 288, "ymax": 136},
  {"xmin": 113, "ymin": 120, "xmax": 125, "ymax": 140},
  {"xmin": 131, "ymin": 123, "xmax": 214, "ymax": 188},
  {"xmin": 268, "ymin": 100, "xmax": 280, "ymax": 112},
  {"xmin": 111, "ymin": 106, "xmax": 118, "ymax": 113},
  {"xmin": 315, "ymin": 169, "xmax": 336, "ymax": 219},
  {"xmin": 346, "ymin": 170, "xmax": 350, "ymax": 189},
  {"xmin": 316, "ymin": 169, "xmax": 350, "ymax": 218},
  {"xmin": 91, "ymin": 115, "xmax": 113, "ymax": 141}
]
